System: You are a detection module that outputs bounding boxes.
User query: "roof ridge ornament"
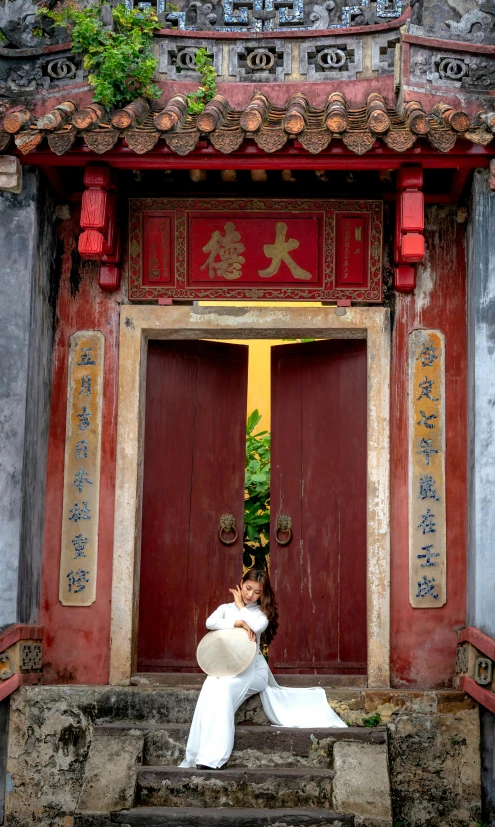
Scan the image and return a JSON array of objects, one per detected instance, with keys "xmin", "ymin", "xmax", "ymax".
[{"xmin": 137, "ymin": 0, "xmax": 405, "ymax": 31}]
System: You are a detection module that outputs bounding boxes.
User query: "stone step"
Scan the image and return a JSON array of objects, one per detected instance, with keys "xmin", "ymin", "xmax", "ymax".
[
  {"xmin": 92, "ymin": 687, "xmax": 362, "ymax": 726},
  {"xmin": 131, "ymin": 673, "xmax": 367, "ymax": 688},
  {"xmin": 109, "ymin": 806, "xmax": 355, "ymax": 826},
  {"xmin": 137, "ymin": 766, "xmax": 335, "ymax": 809},
  {"xmin": 95, "ymin": 723, "xmax": 387, "ymax": 768}
]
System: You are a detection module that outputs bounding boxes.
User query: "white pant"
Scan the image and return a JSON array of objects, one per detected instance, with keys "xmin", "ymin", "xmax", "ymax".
[{"xmin": 181, "ymin": 654, "xmax": 269, "ymax": 769}]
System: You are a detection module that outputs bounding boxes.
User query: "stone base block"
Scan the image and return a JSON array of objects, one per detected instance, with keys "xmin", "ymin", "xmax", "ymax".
[
  {"xmin": 77, "ymin": 730, "xmax": 144, "ymax": 813},
  {"xmin": 332, "ymin": 742, "xmax": 392, "ymax": 823}
]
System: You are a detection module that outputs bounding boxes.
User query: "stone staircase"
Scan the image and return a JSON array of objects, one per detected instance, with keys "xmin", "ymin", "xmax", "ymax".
[{"xmin": 73, "ymin": 678, "xmax": 393, "ymax": 827}]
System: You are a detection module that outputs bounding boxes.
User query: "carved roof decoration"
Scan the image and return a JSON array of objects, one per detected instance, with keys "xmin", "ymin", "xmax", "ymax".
[{"xmin": 2, "ymin": 91, "xmax": 495, "ymax": 157}]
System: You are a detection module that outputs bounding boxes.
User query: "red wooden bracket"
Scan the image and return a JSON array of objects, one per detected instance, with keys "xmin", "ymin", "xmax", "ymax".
[
  {"xmin": 460, "ymin": 676, "xmax": 495, "ymax": 715},
  {"xmin": 78, "ymin": 163, "xmax": 121, "ymax": 291},
  {"xmin": 394, "ymin": 165, "xmax": 424, "ymax": 293}
]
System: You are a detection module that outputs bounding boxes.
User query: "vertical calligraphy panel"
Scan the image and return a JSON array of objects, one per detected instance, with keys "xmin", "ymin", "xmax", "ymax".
[
  {"xmin": 409, "ymin": 330, "xmax": 446, "ymax": 608},
  {"xmin": 59, "ymin": 331, "xmax": 105, "ymax": 606}
]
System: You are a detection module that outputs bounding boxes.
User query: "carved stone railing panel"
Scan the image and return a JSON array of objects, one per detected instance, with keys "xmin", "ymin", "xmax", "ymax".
[
  {"xmin": 157, "ymin": 29, "xmax": 403, "ymax": 83},
  {"xmin": 0, "ymin": 47, "xmax": 85, "ymax": 99},
  {"xmin": 300, "ymin": 36, "xmax": 363, "ymax": 79},
  {"xmin": 229, "ymin": 40, "xmax": 292, "ymax": 80},
  {"xmin": 410, "ymin": 44, "xmax": 495, "ymax": 91},
  {"xmin": 158, "ymin": 39, "xmax": 222, "ymax": 80},
  {"xmin": 371, "ymin": 31, "xmax": 399, "ymax": 73}
]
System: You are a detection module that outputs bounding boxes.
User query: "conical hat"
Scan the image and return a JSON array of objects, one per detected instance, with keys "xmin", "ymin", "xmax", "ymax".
[{"xmin": 196, "ymin": 628, "xmax": 257, "ymax": 678}]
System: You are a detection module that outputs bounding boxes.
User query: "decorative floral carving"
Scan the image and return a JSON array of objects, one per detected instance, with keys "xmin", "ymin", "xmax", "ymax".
[
  {"xmin": 125, "ymin": 130, "xmax": 159, "ymax": 154},
  {"xmin": 83, "ymin": 129, "xmax": 119, "ymax": 154},
  {"xmin": 342, "ymin": 129, "xmax": 376, "ymax": 154},
  {"xmin": 165, "ymin": 129, "xmax": 200, "ymax": 155},
  {"xmin": 445, "ymin": 9, "xmax": 494, "ymax": 44},
  {"xmin": 254, "ymin": 128, "xmax": 288, "ymax": 153},
  {"xmin": 47, "ymin": 126, "xmax": 77, "ymax": 155},
  {"xmin": 309, "ymin": 0, "xmax": 336, "ymax": 28},
  {"xmin": 427, "ymin": 126, "xmax": 457, "ymax": 153},
  {"xmin": 14, "ymin": 130, "xmax": 42, "ymax": 154},
  {"xmin": 383, "ymin": 129, "xmax": 417, "ymax": 151},
  {"xmin": 210, "ymin": 130, "xmax": 244, "ymax": 153},
  {"xmin": 464, "ymin": 127, "xmax": 493, "ymax": 146},
  {"xmin": 186, "ymin": 0, "xmax": 217, "ymax": 30},
  {"xmin": 6, "ymin": 63, "xmax": 42, "ymax": 92},
  {"xmin": 298, "ymin": 128, "xmax": 332, "ymax": 153}
]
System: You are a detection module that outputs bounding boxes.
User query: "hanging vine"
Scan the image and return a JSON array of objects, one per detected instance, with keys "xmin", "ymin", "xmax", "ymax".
[
  {"xmin": 37, "ymin": 2, "xmax": 162, "ymax": 109},
  {"xmin": 185, "ymin": 47, "xmax": 217, "ymax": 115}
]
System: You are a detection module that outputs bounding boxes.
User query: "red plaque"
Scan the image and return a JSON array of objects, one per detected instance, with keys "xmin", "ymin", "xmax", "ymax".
[{"xmin": 128, "ymin": 199, "xmax": 383, "ymax": 303}]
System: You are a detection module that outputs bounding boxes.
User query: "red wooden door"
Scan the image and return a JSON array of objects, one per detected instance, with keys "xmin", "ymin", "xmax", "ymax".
[
  {"xmin": 270, "ymin": 339, "xmax": 367, "ymax": 675},
  {"xmin": 137, "ymin": 340, "xmax": 248, "ymax": 672}
]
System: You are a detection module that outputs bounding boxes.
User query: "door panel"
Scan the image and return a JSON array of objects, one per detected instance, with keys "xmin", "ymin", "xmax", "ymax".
[
  {"xmin": 138, "ymin": 340, "xmax": 248, "ymax": 671},
  {"xmin": 270, "ymin": 339, "xmax": 367, "ymax": 674}
]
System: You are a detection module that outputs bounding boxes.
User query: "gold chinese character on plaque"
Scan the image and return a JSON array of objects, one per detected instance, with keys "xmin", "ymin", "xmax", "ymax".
[
  {"xmin": 200, "ymin": 222, "xmax": 246, "ymax": 280},
  {"xmin": 258, "ymin": 222, "xmax": 313, "ymax": 281}
]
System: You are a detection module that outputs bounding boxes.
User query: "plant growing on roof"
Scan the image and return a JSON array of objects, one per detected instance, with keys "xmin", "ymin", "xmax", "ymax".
[
  {"xmin": 37, "ymin": 2, "xmax": 161, "ymax": 108},
  {"xmin": 244, "ymin": 410, "xmax": 271, "ymax": 571},
  {"xmin": 185, "ymin": 46, "xmax": 217, "ymax": 115}
]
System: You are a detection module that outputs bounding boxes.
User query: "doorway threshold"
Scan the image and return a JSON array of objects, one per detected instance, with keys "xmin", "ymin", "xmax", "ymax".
[{"xmin": 130, "ymin": 673, "xmax": 367, "ymax": 688}]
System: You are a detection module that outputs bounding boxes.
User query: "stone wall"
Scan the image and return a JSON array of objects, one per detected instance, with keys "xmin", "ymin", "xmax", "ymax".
[{"xmin": 4, "ymin": 686, "xmax": 481, "ymax": 827}]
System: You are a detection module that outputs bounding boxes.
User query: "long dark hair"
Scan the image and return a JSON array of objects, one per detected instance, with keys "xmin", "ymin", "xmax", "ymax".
[{"xmin": 241, "ymin": 568, "xmax": 279, "ymax": 646}]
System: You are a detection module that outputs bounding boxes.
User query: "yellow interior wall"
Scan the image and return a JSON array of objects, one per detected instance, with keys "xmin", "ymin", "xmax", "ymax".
[{"xmin": 199, "ymin": 301, "xmax": 327, "ymax": 430}]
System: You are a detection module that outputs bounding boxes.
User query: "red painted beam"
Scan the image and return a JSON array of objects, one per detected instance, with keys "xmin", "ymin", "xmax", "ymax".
[
  {"xmin": 459, "ymin": 627, "xmax": 495, "ymax": 661},
  {"xmin": 0, "ymin": 624, "xmax": 44, "ymax": 652},
  {"xmin": 14, "ymin": 143, "xmax": 494, "ymax": 171},
  {"xmin": 0, "ymin": 673, "xmax": 43, "ymax": 704},
  {"xmin": 0, "ymin": 674, "xmax": 19, "ymax": 703},
  {"xmin": 460, "ymin": 676, "xmax": 495, "ymax": 714}
]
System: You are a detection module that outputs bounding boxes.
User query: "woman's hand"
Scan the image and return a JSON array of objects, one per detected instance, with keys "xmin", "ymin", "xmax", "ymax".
[
  {"xmin": 229, "ymin": 586, "xmax": 244, "ymax": 611},
  {"xmin": 234, "ymin": 620, "xmax": 256, "ymax": 642}
]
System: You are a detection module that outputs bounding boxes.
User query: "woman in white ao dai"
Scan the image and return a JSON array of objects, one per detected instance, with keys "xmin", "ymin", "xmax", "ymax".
[{"xmin": 181, "ymin": 568, "xmax": 347, "ymax": 771}]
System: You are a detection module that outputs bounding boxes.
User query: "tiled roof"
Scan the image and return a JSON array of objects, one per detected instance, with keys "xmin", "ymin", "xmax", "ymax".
[{"xmin": 2, "ymin": 92, "xmax": 494, "ymax": 157}]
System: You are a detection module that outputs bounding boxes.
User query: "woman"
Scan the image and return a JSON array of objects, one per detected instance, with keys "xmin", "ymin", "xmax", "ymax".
[{"xmin": 180, "ymin": 568, "xmax": 347, "ymax": 770}]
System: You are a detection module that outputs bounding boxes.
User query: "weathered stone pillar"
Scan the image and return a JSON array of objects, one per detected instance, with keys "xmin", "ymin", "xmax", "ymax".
[
  {"xmin": 0, "ymin": 167, "xmax": 57, "ymax": 627},
  {"xmin": 467, "ymin": 167, "xmax": 495, "ymax": 824},
  {"xmin": 467, "ymin": 168, "xmax": 495, "ymax": 638}
]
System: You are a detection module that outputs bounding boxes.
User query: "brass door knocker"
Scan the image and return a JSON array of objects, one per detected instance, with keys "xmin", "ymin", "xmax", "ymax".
[
  {"xmin": 275, "ymin": 514, "xmax": 292, "ymax": 545},
  {"xmin": 219, "ymin": 513, "xmax": 238, "ymax": 545}
]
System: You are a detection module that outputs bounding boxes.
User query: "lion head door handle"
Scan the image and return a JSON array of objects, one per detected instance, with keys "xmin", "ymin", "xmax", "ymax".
[
  {"xmin": 219, "ymin": 513, "xmax": 238, "ymax": 545},
  {"xmin": 275, "ymin": 514, "xmax": 292, "ymax": 546}
]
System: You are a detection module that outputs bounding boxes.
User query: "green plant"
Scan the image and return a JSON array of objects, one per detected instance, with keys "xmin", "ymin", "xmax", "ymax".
[
  {"xmin": 38, "ymin": 2, "xmax": 161, "ymax": 108},
  {"xmin": 186, "ymin": 47, "xmax": 217, "ymax": 115},
  {"xmin": 243, "ymin": 410, "xmax": 270, "ymax": 571},
  {"xmin": 362, "ymin": 713, "xmax": 382, "ymax": 728}
]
